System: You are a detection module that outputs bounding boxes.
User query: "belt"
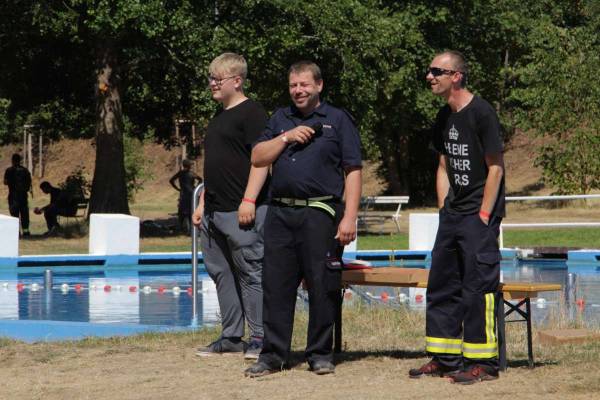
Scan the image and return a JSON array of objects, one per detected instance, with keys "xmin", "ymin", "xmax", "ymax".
[{"xmin": 273, "ymin": 196, "xmax": 336, "ymax": 217}]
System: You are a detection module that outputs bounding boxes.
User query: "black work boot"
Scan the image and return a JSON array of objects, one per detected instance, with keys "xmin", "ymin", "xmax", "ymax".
[
  {"xmin": 409, "ymin": 360, "xmax": 460, "ymax": 378},
  {"xmin": 450, "ymin": 364, "xmax": 499, "ymax": 385}
]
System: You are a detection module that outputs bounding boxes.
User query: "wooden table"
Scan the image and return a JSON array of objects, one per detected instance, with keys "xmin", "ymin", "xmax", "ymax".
[{"xmin": 338, "ymin": 267, "xmax": 562, "ymax": 370}]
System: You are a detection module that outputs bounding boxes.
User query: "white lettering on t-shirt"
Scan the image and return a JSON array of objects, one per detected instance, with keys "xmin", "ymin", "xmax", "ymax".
[
  {"xmin": 444, "ymin": 142, "xmax": 469, "ymax": 156},
  {"xmin": 454, "ymin": 173, "xmax": 469, "ymax": 186},
  {"xmin": 448, "ymin": 157, "xmax": 471, "ymax": 172}
]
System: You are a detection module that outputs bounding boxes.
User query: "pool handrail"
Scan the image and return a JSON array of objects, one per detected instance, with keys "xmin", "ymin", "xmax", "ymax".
[{"xmin": 191, "ymin": 183, "xmax": 204, "ymax": 328}]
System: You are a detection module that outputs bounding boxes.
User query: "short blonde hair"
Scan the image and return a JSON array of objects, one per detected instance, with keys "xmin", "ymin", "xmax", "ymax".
[{"xmin": 209, "ymin": 53, "xmax": 247, "ymax": 80}]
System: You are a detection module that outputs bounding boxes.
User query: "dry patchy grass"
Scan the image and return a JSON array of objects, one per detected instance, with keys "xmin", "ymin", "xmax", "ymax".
[{"xmin": 1, "ymin": 304, "xmax": 599, "ymax": 400}]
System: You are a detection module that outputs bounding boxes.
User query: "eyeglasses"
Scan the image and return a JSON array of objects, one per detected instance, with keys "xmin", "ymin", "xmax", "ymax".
[
  {"xmin": 207, "ymin": 75, "xmax": 237, "ymax": 86},
  {"xmin": 426, "ymin": 67, "xmax": 459, "ymax": 77}
]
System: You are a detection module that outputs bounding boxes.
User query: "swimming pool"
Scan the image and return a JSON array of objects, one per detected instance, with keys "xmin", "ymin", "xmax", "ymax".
[{"xmin": 1, "ymin": 259, "xmax": 599, "ymax": 342}]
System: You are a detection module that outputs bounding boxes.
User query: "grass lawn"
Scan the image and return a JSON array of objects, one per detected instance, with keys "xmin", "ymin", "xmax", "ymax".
[
  {"xmin": 356, "ymin": 228, "xmax": 600, "ymax": 250},
  {"xmin": 1, "ymin": 304, "xmax": 599, "ymax": 399},
  {"xmin": 502, "ymin": 228, "xmax": 600, "ymax": 248},
  {"xmin": 16, "ymin": 228, "xmax": 600, "ymax": 255}
]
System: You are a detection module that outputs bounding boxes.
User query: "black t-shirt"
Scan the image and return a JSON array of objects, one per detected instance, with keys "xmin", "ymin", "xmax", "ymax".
[
  {"xmin": 431, "ymin": 96, "xmax": 506, "ymax": 217},
  {"xmin": 4, "ymin": 165, "xmax": 32, "ymax": 196},
  {"xmin": 173, "ymin": 169, "xmax": 202, "ymax": 198},
  {"xmin": 255, "ymin": 102, "xmax": 362, "ymax": 199},
  {"xmin": 203, "ymin": 98, "xmax": 269, "ymax": 212}
]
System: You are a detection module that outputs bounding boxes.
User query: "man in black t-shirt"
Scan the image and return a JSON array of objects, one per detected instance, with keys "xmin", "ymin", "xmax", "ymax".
[
  {"xmin": 191, "ymin": 53, "xmax": 269, "ymax": 359},
  {"xmin": 169, "ymin": 159, "xmax": 202, "ymax": 233},
  {"xmin": 409, "ymin": 51, "xmax": 505, "ymax": 384},
  {"xmin": 3, "ymin": 153, "xmax": 32, "ymax": 236}
]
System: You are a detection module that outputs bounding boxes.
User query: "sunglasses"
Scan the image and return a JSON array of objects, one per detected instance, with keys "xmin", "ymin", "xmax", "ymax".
[{"xmin": 427, "ymin": 67, "xmax": 459, "ymax": 77}]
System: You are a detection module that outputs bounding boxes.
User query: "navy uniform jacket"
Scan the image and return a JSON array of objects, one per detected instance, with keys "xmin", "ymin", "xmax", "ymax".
[{"xmin": 255, "ymin": 102, "xmax": 362, "ymax": 199}]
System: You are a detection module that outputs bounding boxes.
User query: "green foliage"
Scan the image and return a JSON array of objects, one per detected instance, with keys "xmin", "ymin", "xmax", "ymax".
[
  {"xmin": 60, "ymin": 166, "xmax": 91, "ymax": 201},
  {"xmin": 0, "ymin": 98, "xmax": 10, "ymax": 143},
  {"xmin": 535, "ymin": 127, "xmax": 600, "ymax": 194},
  {"xmin": 511, "ymin": 2, "xmax": 600, "ymax": 193},
  {"xmin": 1, "ymin": 0, "xmax": 599, "ymax": 200},
  {"xmin": 123, "ymin": 118, "xmax": 153, "ymax": 201}
]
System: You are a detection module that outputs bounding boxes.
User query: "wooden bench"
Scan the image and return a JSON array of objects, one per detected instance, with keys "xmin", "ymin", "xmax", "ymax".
[
  {"xmin": 359, "ymin": 196, "xmax": 409, "ymax": 233},
  {"xmin": 337, "ymin": 267, "xmax": 562, "ymax": 370}
]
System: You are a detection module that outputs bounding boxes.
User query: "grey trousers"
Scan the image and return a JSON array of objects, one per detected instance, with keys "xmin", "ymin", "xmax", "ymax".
[{"xmin": 200, "ymin": 205, "xmax": 266, "ymax": 339}]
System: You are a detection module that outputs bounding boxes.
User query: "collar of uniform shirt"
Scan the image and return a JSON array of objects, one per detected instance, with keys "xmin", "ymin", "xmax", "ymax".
[{"xmin": 285, "ymin": 101, "xmax": 329, "ymax": 119}]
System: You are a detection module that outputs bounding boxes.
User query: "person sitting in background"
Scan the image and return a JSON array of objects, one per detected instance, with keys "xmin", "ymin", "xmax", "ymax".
[
  {"xmin": 35, "ymin": 181, "xmax": 77, "ymax": 235},
  {"xmin": 169, "ymin": 159, "xmax": 202, "ymax": 233}
]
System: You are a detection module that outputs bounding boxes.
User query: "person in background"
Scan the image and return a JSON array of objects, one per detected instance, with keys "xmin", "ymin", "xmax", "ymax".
[
  {"xmin": 35, "ymin": 181, "xmax": 77, "ymax": 235},
  {"xmin": 169, "ymin": 159, "xmax": 202, "ymax": 233},
  {"xmin": 3, "ymin": 153, "xmax": 32, "ymax": 237}
]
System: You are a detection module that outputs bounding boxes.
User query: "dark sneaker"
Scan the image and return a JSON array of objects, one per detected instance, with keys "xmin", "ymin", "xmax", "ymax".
[
  {"xmin": 195, "ymin": 337, "xmax": 247, "ymax": 357},
  {"xmin": 244, "ymin": 339, "xmax": 263, "ymax": 360},
  {"xmin": 450, "ymin": 365, "xmax": 499, "ymax": 385},
  {"xmin": 309, "ymin": 360, "xmax": 335, "ymax": 375},
  {"xmin": 409, "ymin": 360, "xmax": 459, "ymax": 378},
  {"xmin": 244, "ymin": 361, "xmax": 278, "ymax": 378}
]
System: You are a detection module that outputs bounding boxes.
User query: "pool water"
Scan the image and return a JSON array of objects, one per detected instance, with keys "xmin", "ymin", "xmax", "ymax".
[
  {"xmin": 1, "ymin": 261, "xmax": 599, "ymax": 341},
  {"xmin": 0, "ymin": 270, "xmax": 218, "ymax": 327}
]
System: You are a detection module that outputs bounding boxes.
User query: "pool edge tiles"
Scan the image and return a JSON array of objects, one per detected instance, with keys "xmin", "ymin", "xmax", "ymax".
[
  {"xmin": 0, "ymin": 319, "xmax": 196, "ymax": 343},
  {"xmin": 0, "ymin": 252, "xmax": 205, "ymax": 269},
  {"xmin": 568, "ymin": 250, "xmax": 600, "ymax": 263},
  {"xmin": 1, "ymin": 249, "xmax": 521, "ymax": 270}
]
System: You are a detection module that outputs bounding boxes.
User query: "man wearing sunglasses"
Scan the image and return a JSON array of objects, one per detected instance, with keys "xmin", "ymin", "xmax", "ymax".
[
  {"xmin": 192, "ymin": 53, "xmax": 270, "ymax": 360},
  {"xmin": 409, "ymin": 51, "xmax": 505, "ymax": 384}
]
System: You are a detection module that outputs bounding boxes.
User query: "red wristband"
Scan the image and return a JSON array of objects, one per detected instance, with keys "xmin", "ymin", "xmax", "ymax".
[
  {"xmin": 242, "ymin": 198, "xmax": 256, "ymax": 204},
  {"xmin": 479, "ymin": 210, "xmax": 490, "ymax": 218}
]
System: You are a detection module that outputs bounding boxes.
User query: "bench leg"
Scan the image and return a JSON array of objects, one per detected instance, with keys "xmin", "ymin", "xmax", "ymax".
[
  {"xmin": 498, "ymin": 293, "xmax": 507, "ymax": 371},
  {"xmin": 334, "ymin": 288, "xmax": 344, "ymax": 353},
  {"xmin": 525, "ymin": 298, "xmax": 534, "ymax": 368}
]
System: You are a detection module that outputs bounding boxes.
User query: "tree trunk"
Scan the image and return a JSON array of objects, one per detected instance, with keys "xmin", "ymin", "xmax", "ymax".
[{"xmin": 88, "ymin": 45, "xmax": 130, "ymax": 215}]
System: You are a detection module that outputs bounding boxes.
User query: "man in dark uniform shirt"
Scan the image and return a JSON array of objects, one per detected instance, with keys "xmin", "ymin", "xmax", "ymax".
[
  {"xmin": 169, "ymin": 159, "xmax": 202, "ymax": 233},
  {"xmin": 3, "ymin": 153, "xmax": 32, "ymax": 236},
  {"xmin": 409, "ymin": 50, "xmax": 505, "ymax": 384},
  {"xmin": 245, "ymin": 61, "xmax": 362, "ymax": 377}
]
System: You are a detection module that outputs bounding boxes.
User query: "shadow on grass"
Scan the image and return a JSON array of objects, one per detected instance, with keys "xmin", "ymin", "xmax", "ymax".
[
  {"xmin": 505, "ymin": 359, "xmax": 559, "ymax": 369},
  {"xmin": 284, "ymin": 349, "xmax": 426, "ymax": 369}
]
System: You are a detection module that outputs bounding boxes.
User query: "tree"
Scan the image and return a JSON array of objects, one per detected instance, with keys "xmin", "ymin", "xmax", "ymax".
[
  {"xmin": 510, "ymin": 1, "xmax": 600, "ymax": 193},
  {"xmin": 24, "ymin": 1, "xmax": 215, "ymax": 213}
]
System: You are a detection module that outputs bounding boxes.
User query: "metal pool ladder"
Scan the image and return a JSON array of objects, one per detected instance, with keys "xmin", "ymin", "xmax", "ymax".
[{"xmin": 190, "ymin": 183, "xmax": 204, "ymax": 328}]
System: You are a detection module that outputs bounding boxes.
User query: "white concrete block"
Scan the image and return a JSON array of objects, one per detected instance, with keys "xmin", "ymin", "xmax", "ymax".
[
  {"xmin": 201, "ymin": 278, "xmax": 219, "ymax": 325},
  {"xmin": 409, "ymin": 213, "xmax": 439, "ymax": 251},
  {"xmin": 0, "ymin": 215, "xmax": 19, "ymax": 257},
  {"xmin": 89, "ymin": 214, "xmax": 140, "ymax": 255}
]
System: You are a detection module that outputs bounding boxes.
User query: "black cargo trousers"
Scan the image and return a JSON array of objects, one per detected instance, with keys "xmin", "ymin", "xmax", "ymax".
[
  {"xmin": 425, "ymin": 208, "xmax": 502, "ymax": 371},
  {"xmin": 259, "ymin": 201, "xmax": 344, "ymax": 368}
]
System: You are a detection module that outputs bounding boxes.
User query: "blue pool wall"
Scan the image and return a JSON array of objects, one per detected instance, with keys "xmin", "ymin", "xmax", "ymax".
[{"xmin": 1, "ymin": 248, "xmax": 598, "ymax": 272}]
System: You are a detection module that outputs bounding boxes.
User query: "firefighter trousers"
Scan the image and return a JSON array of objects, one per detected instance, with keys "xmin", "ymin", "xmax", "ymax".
[
  {"xmin": 258, "ymin": 203, "xmax": 343, "ymax": 368},
  {"xmin": 425, "ymin": 209, "xmax": 502, "ymax": 370}
]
